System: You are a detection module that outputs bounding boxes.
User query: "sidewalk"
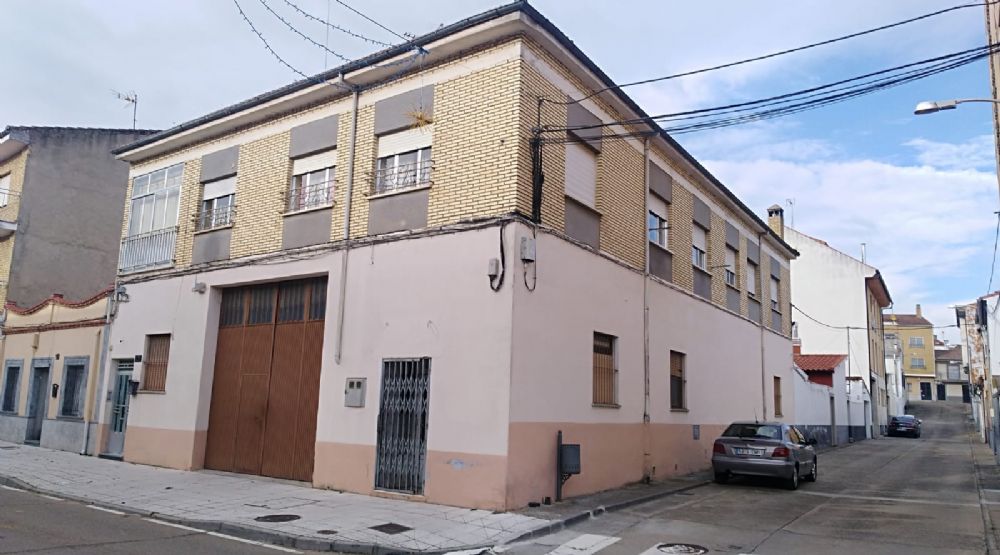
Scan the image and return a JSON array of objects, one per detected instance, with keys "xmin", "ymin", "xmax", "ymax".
[
  {"xmin": 0, "ymin": 440, "xmax": 545, "ymax": 554},
  {"xmin": 970, "ymin": 433, "xmax": 1000, "ymax": 555}
]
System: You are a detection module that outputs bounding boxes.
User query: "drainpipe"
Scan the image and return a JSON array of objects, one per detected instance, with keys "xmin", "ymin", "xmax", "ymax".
[
  {"xmin": 641, "ymin": 138, "xmax": 651, "ymax": 480},
  {"xmin": 81, "ymin": 287, "xmax": 115, "ymax": 455},
  {"xmin": 758, "ymin": 232, "xmax": 768, "ymax": 421},
  {"xmin": 334, "ymin": 86, "xmax": 360, "ymax": 364}
]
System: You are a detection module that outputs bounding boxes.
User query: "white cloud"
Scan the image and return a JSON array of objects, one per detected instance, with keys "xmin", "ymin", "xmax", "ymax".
[{"xmin": 905, "ymin": 135, "xmax": 998, "ymax": 172}]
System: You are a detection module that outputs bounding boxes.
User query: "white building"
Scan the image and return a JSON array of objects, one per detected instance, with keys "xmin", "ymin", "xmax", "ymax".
[{"xmin": 884, "ymin": 333, "xmax": 906, "ymax": 417}]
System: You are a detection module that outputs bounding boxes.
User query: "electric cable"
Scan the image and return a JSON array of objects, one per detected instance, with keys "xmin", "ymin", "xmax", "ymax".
[
  {"xmin": 257, "ymin": 0, "xmax": 352, "ymax": 63},
  {"xmin": 281, "ymin": 0, "xmax": 393, "ymax": 47},
  {"xmin": 332, "ymin": 0, "xmax": 410, "ymax": 43}
]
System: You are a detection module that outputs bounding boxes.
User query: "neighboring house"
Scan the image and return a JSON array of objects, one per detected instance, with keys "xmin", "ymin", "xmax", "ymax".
[
  {"xmin": 793, "ymin": 348, "xmax": 849, "ymax": 446},
  {"xmin": 957, "ymin": 301, "xmax": 990, "ymax": 442},
  {"xmin": 0, "ymin": 290, "xmax": 111, "ymax": 453},
  {"xmin": 0, "ymin": 127, "xmax": 156, "ymax": 308},
  {"xmin": 971, "ymin": 294, "xmax": 1000, "ymax": 448},
  {"xmin": 934, "ymin": 344, "xmax": 967, "ymax": 402},
  {"xmin": 781, "ymin": 226, "xmax": 892, "ymax": 438},
  {"xmin": 884, "ymin": 332, "xmax": 906, "ymax": 417},
  {"xmin": 95, "ymin": 3, "xmax": 798, "ymax": 510},
  {"xmin": 886, "ymin": 306, "xmax": 936, "ymax": 403}
]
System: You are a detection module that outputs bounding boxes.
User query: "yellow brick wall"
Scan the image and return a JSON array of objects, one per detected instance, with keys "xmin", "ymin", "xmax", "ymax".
[
  {"xmin": 781, "ymin": 265, "xmax": 792, "ymax": 336},
  {"xmin": 709, "ymin": 212, "xmax": 726, "ymax": 305},
  {"xmin": 670, "ymin": 183, "xmax": 694, "ymax": 291},
  {"xmin": 328, "ymin": 112, "xmax": 353, "ymax": 241},
  {"xmin": 518, "ymin": 57, "xmax": 567, "ymax": 229},
  {"xmin": 347, "ymin": 106, "xmax": 375, "ymax": 240},
  {"xmin": 738, "ymin": 235, "xmax": 749, "ymax": 316},
  {"xmin": 173, "ymin": 160, "xmax": 203, "ymax": 267},
  {"xmin": 230, "ymin": 132, "xmax": 291, "ymax": 258},
  {"xmin": 0, "ymin": 149, "xmax": 28, "ymax": 306},
  {"xmin": 596, "ymin": 135, "xmax": 645, "ymax": 268},
  {"xmin": 759, "ymin": 255, "xmax": 772, "ymax": 329}
]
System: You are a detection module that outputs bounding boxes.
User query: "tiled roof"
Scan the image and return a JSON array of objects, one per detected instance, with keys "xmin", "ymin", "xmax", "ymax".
[
  {"xmin": 886, "ymin": 314, "xmax": 932, "ymax": 327},
  {"xmin": 794, "ymin": 354, "xmax": 847, "ymax": 372},
  {"xmin": 936, "ymin": 346, "xmax": 962, "ymax": 362}
]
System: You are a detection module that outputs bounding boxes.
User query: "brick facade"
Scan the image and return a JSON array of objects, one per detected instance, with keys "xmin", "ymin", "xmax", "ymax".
[{"xmin": 0, "ymin": 149, "xmax": 27, "ymax": 305}]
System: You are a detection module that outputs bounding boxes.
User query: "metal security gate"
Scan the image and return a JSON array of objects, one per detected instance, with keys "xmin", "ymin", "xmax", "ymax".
[
  {"xmin": 105, "ymin": 361, "xmax": 134, "ymax": 457},
  {"xmin": 375, "ymin": 358, "xmax": 431, "ymax": 494}
]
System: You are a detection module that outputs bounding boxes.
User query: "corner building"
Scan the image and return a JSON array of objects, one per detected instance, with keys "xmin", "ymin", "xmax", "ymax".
[{"xmin": 98, "ymin": 3, "xmax": 797, "ymax": 510}]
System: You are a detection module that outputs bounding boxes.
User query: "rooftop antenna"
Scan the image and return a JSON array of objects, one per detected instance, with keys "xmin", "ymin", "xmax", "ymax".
[
  {"xmin": 113, "ymin": 90, "xmax": 138, "ymax": 129},
  {"xmin": 861, "ymin": 242, "xmax": 867, "ymax": 264},
  {"xmin": 785, "ymin": 198, "xmax": 795, "ymax": 229}
]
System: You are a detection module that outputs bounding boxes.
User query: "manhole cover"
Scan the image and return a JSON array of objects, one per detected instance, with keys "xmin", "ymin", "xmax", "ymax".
[
  {"xmin": 370, "ymin": 522, "xmax": 412, "ymax": 535},
  {"xmin": 254, "ymin": 514, "xmax": 301, "ymax": 523},
  {"xmin": 656, "ymin": 544, "xmax": 709, "ymax": 555},
  {"xmin": 317, "ymin": 529, "xmax": 338, "ymax": 535}
]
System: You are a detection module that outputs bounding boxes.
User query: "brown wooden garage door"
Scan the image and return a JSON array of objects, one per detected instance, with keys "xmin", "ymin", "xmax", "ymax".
[{"xmin": 204, "ymin": 277, "xmax": 327, "ymax": 482}]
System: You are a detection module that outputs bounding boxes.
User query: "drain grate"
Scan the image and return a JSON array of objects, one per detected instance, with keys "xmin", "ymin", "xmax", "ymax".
[
  {"xmin": 656, "ymin": 544, "xmax": 708, "ymax": 555},
  {"xmin": 254, "ymin": 514, "xmax": 301, "ymax": 523},
  {"xmin": 370, "ymin": 522, "xmax": 412, "ymax": 535}
]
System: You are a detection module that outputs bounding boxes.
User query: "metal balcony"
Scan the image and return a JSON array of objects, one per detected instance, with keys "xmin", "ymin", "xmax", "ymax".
[{"xmin": 119, "ymin": 227, "xmax": 177, "ymax": 274}]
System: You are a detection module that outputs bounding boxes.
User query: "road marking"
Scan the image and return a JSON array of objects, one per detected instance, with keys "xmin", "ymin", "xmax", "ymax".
[
  {"xmin": 0, "ymin": 485, "xmax": 25, "ymax": 492},
  {"xmin": 38, "ymin": 494, "xmax": 61, "ymax": 501},
  {"xmin": 206, "ymin": 531, "xmax": 302, "ymax": 553},
  {"xmin": 87, "ymin": 505, "xmax": 126, "ymax": 515},
  {"xmin": 798, "ymin": 490, "xmax": 977, "ymax": 507},
  {"xmin": 142, "ymin": 518, "xmax": 205, "ymax": 533},
  {"xmin": 548, "ymin": 534, "xmax": 620, "ymax": 555}
]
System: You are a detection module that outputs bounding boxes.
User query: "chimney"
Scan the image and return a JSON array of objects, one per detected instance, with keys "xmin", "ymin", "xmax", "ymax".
[
  {"xmin": 767, "ymin": 204, "xmax": 785, "ymax": 239},
  {"xmin": 792, "ymin": 338, "xmax": 802, "ymax": 355},
  {"xmin": 916, "ymin": 304, "xmax": 922, "ymax": 317}
]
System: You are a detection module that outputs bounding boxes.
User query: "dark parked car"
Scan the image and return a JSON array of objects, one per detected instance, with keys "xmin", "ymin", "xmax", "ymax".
[
  {"xmin": 888, "ymin": 415, "xmax": 922, "ymax": 437},
  {"xmin": 712, "ymin": 422, "xmax": 817, "ymax": 490}
]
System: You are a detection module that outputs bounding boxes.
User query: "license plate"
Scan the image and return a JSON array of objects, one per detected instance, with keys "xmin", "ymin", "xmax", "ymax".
[{"xmin": 734, "ymin": 448, "xmax": 764, "ymax": 456}]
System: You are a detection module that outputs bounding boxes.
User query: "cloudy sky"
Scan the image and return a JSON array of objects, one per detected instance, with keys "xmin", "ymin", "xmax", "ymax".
[{"xmin": 2, "ymin": 0, "xmax": 996, "ymax": 340}]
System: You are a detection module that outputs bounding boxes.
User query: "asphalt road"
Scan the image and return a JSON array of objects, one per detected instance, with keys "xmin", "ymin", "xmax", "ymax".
[
  {"xmin": 509, "ymin": 401, "xmax": 988, "ymax": 555},
  {"xmin": 0, "ymin": 486, "xmax": 304, "ymax": 554}
]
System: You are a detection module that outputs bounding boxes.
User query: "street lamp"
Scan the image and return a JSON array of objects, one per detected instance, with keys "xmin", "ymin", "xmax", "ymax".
[{"xmin": 914, "ymin": 98, "xmax": 1000, "ymax": 115}]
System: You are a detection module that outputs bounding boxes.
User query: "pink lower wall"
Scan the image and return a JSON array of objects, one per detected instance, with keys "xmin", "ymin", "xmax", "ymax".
[{"xmin": 123, "ymin": 426, "xmax": 206, "ymax": 471}]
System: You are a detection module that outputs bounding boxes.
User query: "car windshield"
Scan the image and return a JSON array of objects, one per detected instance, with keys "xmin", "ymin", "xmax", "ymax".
[
  {"xmin": 895, "ymin": 416, "xmax": 915, "ymax": 423},
  {"xmin": 722, "ymin": 423, "xmax": 783, "ymax": 439}
]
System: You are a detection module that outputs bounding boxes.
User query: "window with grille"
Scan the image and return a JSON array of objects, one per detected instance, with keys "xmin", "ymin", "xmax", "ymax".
[
  {"xmin": 375, "ymin": 126, "xmax": 433, "ymax": 195},
  {"xmin": 1, "ymin": 363, "xmax": 19, "ymax": 413},
  {"xmin": 770, "ymin": 276, "xmax": 780, "ymax": 311},
  {"xmin": 747, "ymin": 260, "xmax": 759, "ymax": 296},
  {"xmin": 141, "ymin": 335, "xmax": 171, "ymax": 392},
  {"xmin": 670, "ymin": 351, "xmax": 686, "ymax": 410},
  {"xmin": 197, "ymin": 176, "xmax": 236, "ymax": 231},
  {"xmin": 593, "ymin": 332, "xmax": 618, "ymax": 407},
  {"xmin": 648, "ymin": 194, "xmax": 669, "ymax": 248},
  {"xmin": 60, "ymin": 361, "xmax": 86, "ymax": 418},
  {"xmin": 773, "ymin": 376, "xmax": 783, "ymax": 417},
  {"xmin": 725, "ymin": 247, "xmax": 737, "ymax": 287},
  {"xmin": 289, "ymin": 149, "xmax": 336, "ymax": 212},
  {"xmin": 692, "ymin": 225, "xmax": 707, "ymax": 270}
]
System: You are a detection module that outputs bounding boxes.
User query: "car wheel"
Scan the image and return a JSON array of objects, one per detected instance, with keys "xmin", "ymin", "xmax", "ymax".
[
  {"xmin": 786, "ymin": 465, "xmax": 799, "ymax": 490},
  {"xmin": 804, "ymin": 459, "xmax": 817, "ymax": 482},
  {"xmin": 714, "ymin": 472, "xmax": 729, "ymax": 484}
]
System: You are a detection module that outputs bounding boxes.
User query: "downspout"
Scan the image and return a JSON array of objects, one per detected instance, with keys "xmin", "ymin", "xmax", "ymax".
[
  {"xmin": 81, "ymin": 287, "xmax": 114, "ymax": 455},
  {"xmin": 334, "ymin": 86, "xmax": 360, "ymax": 364},
  {"xmin": 641, "ymin": 137, "xmax": 651, "ymax": 481},
  {"xmin": 758, "ymin": 231, "xmax": 768, "ymax": 421}
]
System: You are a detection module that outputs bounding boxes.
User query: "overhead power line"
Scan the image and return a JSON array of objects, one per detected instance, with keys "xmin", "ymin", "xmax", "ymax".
[
  {"xmin": 233, "ymin": 0, "xmax": 320, "ymax": 83},
  {"xmin": 331, "ymin": 0, "xmax": 409, "ymax": 43},
  {"xmin": 793, "ymin": 304, "xmax": 959, "ymax": 332},
  {"xmin": 257, "ymin": 0, "xmax": 352, "ymax": 63},
  {"xmin": 281, "ymin": 0, "xmax": 393, "ymax": 47},
  {"xmin": 988, "ymin": 211, "xmax": 1000, "ymax": 294},
  {"xmin": 551, "ymin": 0, "xmax": 1000, "ymax": 106}
]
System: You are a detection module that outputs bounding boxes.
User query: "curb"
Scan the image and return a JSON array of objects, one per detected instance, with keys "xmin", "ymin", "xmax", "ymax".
[
  {"xmin": 968, "ymin": 432, "xmax": 1000, "ymax": 555},
  {"xmin": 504, "ymin": 479, "xmax": 712, "ymax": 546},
  {"xmin": 0, "ymin": 473, "xmax": 493, "ymax": 555}
]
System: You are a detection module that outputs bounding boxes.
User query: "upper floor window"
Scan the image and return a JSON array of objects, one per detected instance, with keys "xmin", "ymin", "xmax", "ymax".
[
  {"xmin": 747, "ymin": 260, "xmax": 759, "ymax": 297},
  {"xmin": 909, "ymin": 336, "xmax": 924, "ymax": 348},
  {"xmin": 197, "ymin": 176, "xmax": 235, "ymax": 232},
  {"xmin": 770, "ymin": 276, "xmax": 780, "ymax": 311},
  {"xmin": 911, "ymin": 357, "xmax": 925, "ymax": 368},
  {"xmin": 593, "ymin": 332, "xmax": 618, "ymax": 407},
  {"xmin": 0, "ymin": 173, "xmax": 9, "ymax": 208},
  {"xmin": 648, "ymin": 194, "xmax": 669, "ymax": 248},
  {"xmin": 692, "ymin": 225, "xmax": 707, "ymax": 270},
  {"xmin": 565, "ymin": 141, "xmax": 598, "ymax": 209},
  {"xmin": 128, "ymin": 164, "xmax": 182, "ymax": 236},
  {"xmin": 289, "ymin": 149, "xmax": 336, "ymax": 212},
  {"xmin": 375, "ymin": 125, "xmax": 433, "ymax": 195},
  {"xmin": 725, "ymin": 247, "xmax": 737, "ymax": 287}
]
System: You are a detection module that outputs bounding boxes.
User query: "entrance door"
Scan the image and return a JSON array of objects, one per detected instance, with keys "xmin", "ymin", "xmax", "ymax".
[
  {"xmin": 375, "ymin": 358, "xmax": 431, "ymax": 494},
  {"xmin": 920, "ymin": 382, "xmax": 932, "ymax": 400},
  {"xmin": 25, "ymin": 364, "xmax": 49, "ymax": 443},
  {"xmin": 204, "ymin": 277, "xmax": 326, "ymax": 482},
  {"xmin": 829, "ymin": 396, "xmax": 837, "ymax": 446},
  {"xmin": 963, "ymin": 384, "xmax": 972, "ymax": 403},
  {"xmin": 105, "ymin": 361, "xmax": 134, "ymax": 458},
  {"xmin": 937, "ymin": 383, "xmax": 946, "ymax": 401}
]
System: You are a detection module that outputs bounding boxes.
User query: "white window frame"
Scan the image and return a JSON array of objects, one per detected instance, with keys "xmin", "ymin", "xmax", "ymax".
[
  {"xmin": 747, "ymin": 260, "xmax": 758, "ymax": 297},
  {"xmin": 725, "ymin": 247, "xmax": 737, "ymax": 287},
  {"xmin": 289, "ymin": 149, "xmax": 337, "ymax": 212},
  {"xmin": 692, "ymin": 224, "xmax": 707, "ymax": 270},
  {"xmin": 910, "ymin": 336, "xmax": 925, "ymax": 347},
  {"xmin": 770, "ymin": 276, "xmax": 780, "ymax": 312},
  {"xmin": 0, "ymin": 173, "xmax": 9, "ymax": 208},
  {"xmin": 648, "ymin": 195, "xmax": 669, "ymax": 248},
  {"xmin": 375, "ymin": 126, "xmax": 433, "ymax": 195},
  {"xmin": 128, "ymin": 164, "xmax": 183, "ymax": 237},
  {"xmin": 912, "ymin": 357, "xmax": 926, "ymax": 369}
]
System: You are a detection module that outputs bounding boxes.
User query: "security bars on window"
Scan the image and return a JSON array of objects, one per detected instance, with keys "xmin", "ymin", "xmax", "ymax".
[
  {"xmin": 374, "ymin": 148, "xmax": 432, "ymax": 195},
  {"xmin": 289, "ymin": 168, "xmax": 335, "ymax": 212},
  {"xmin": 196, "ymin": 199, "xmax": 236, "ymax": 231},
  {"xmin": 593, "ymin": 332, "xmax": 617, "ymax": 406}
]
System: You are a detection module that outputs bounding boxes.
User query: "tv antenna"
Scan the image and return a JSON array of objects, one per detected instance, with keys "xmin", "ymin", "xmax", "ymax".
[{"xmin": 113, "ymin": 90, "xmax": 138, "ymax": 129}]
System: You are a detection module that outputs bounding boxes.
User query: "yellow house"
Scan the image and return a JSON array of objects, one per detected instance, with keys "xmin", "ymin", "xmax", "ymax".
[{"xmin": 884, "ymin": 305, "xmax": 935, "ymax": 402}]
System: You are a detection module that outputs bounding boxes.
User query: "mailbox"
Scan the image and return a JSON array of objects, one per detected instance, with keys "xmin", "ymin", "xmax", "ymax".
[{"xmin": 559, "ymin": 444, "xmax": 581, "ymax": 475}]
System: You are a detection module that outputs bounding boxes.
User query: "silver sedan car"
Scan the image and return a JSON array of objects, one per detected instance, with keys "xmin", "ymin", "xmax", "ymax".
[{"xmin": 711, "ymin": 421, "xmax": 817, "ymax": 490}]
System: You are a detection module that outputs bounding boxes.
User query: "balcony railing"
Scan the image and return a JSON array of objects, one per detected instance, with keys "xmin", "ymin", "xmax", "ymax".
[
  {"xmin": 196, "ymin": 205, "xmax": 236, "ymax": 232},
  {"xmin": 119, "ymin": 227, "xmax": 177, "ymax": 273},
  {"xmin": 287, "ymin": 181, "xmax": 334, "ymax": 212},
  {"xmin": 373, "ymin": 160, "xmax": 432, "ymax": 195}
]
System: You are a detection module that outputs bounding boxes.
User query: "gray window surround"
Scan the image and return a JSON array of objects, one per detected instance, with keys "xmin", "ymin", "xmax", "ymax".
[
  {"xmin": 692, "ymin": 197, "xmax": 712, "ymax": 230},
  {"xmin": 565, "ymin": 196, "xmax": 601, "ymax": 250},
  {"xmin": 648, "ymin": 241, "xmax": 672, "ymax": 282},
  {"xmin": 567, "ymin": 103, "xmax": 603, "ymax": 151},
  {"xmin": 58, "ymin": 356, "xmax": 89, "ymax": 420},
  {"xmin": 1, "ymin": 359, "xmax": 23, "ymax": 414},
  {"xmin": 289, "ymin": 115, "xmax": 339, "ymax": 158},
  {"xmin": 199, "ymin": 146, "xmax": 239, "ymax": 183},
  {"xmin": 726, "ymin": 286, "xmax": 741, "ymax": 314},
  {"xmin": 724, "ymin": 222, "xmax": 740, "ymax": 249},
  {"xmin": 191, "ymin": 227, "xmax": 232, "ymax": 265},
  {"xmin": 367, "ymin": 186, "xmax": 430, "ymax": 235},
  {"xmin": 748, "ymin": 297, "xmax": 762, "ymax": 323},
  {"xmin": 283, "ymin": 207, "xmax": 333, "ymax": 250},
  {"xmin": 693, "ymin": 266, "xmax": 712, "ymax": 300},
  {"xmin": 771, "ymin": 310, "xmax": 783, "ymax": 333},
  {"xmin": 374, "ymin": 86, "xmax": 434, "ymax": 136},
  {"xmin": 648, "ymin": 162, "xmax": 672, "ymax": 202},
  {"xmin": 746, "ymin": 240, "xmax": 760, "ymax": 264}
]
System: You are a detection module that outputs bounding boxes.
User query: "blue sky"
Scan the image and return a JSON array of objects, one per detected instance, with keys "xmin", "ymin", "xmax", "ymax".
[{"xmin": 2, "ymin": 0, "xmax": 996, "ymax": 339}]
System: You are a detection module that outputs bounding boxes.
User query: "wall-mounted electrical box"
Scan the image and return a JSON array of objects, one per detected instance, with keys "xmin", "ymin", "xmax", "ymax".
[
  {"xmin": 345, "ymin": 378, "xmax": 366, "ymax": 408},
  {"xmin": 487, "ymin": 258, "xmax": 501, "ymax": 278},
  {"xmin": 520, "ymin": 237, "xmax": 536, "ymax": 262}
]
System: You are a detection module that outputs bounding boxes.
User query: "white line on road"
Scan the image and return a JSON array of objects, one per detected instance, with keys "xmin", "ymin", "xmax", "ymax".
[
  {"xmin": 798, "ymin": 490, "xmax": 977, "ymax": 507},
  {"xmin": 142, "ymin": 518, "xmax": 205, "ymax": 533},
  {"xmin": 38, "ymin": 494, "xmax": 61, "ymax": 501},
  {"xmin": 206, "ymin": 531, "xmax": 302, "ymax": 553},
  {"xmin": 547, "ymin": 534, "xmax": 620, "ymax": 555},
  {"xmin": 86, "ymin": 505, "xmax": 126, "ymax": 515},
  {"xmin": 0, "ymin": 485, "xmax": 25, "ymax": 492}
]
